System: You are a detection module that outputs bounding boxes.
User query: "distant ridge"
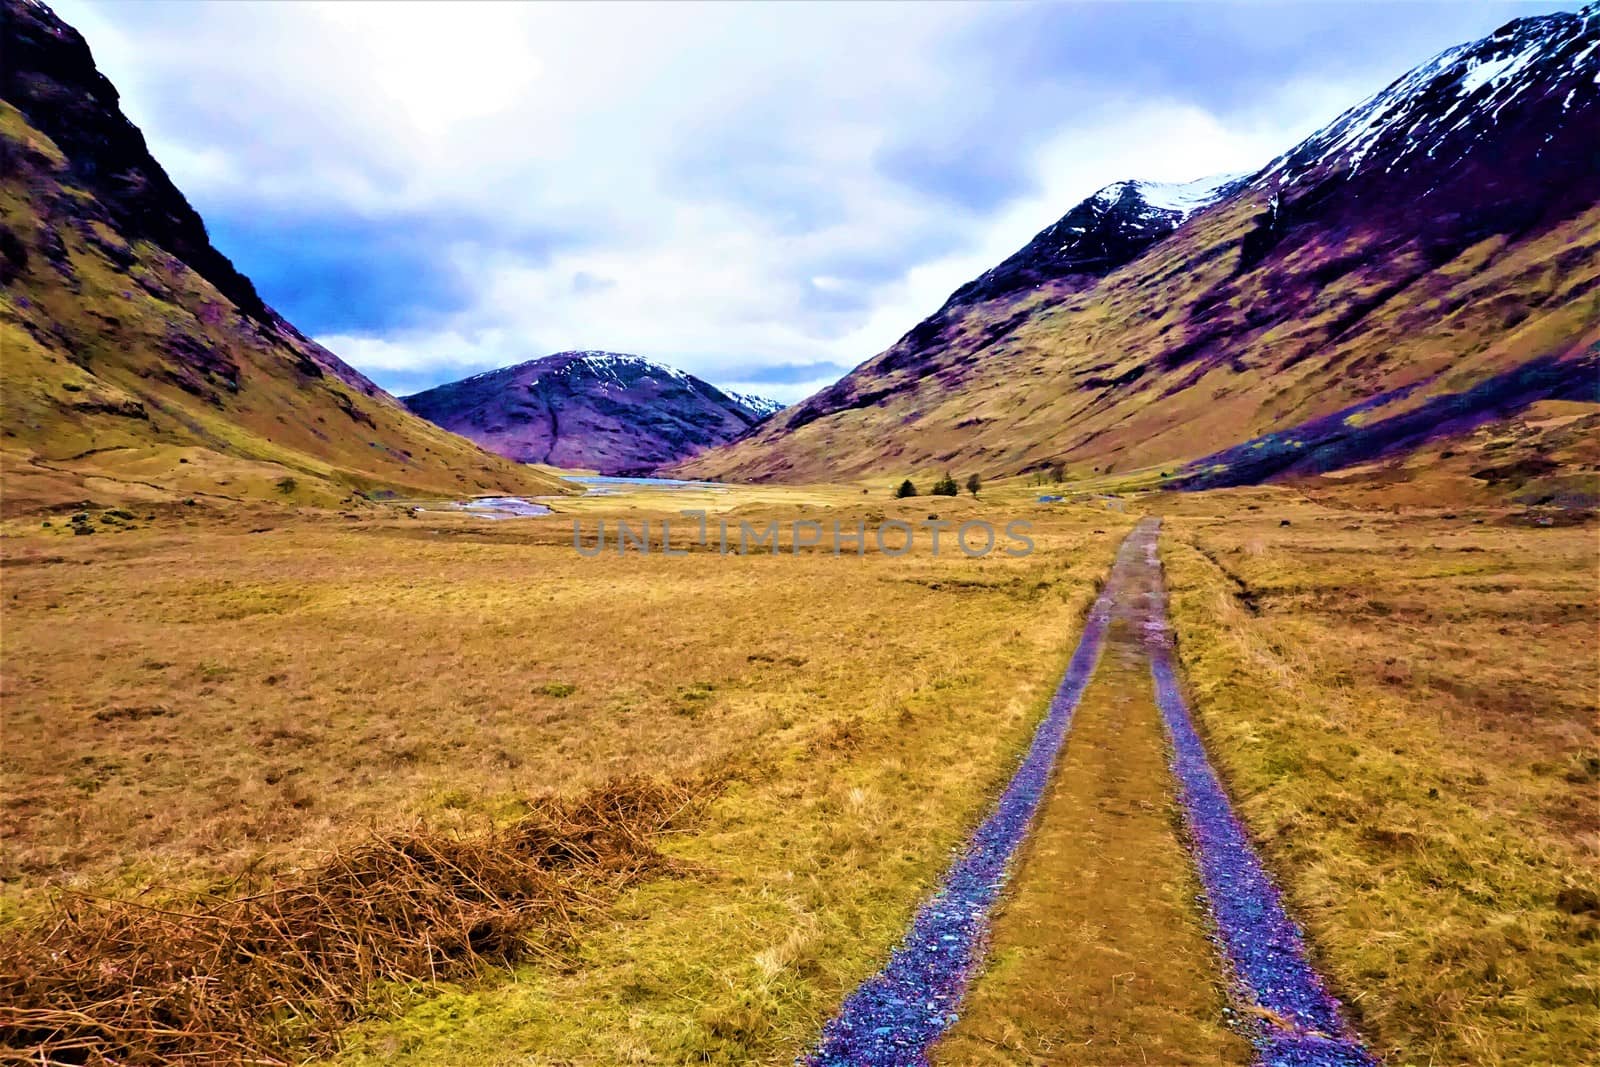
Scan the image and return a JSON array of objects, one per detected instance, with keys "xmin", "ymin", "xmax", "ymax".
[{"xmin": 405, "ymin": 352, "xmax": 782, "ymax": 475}]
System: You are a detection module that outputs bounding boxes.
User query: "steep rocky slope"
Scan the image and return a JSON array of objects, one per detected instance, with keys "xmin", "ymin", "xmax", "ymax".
[
  {"xmin": 0, "ymin": 0, "xmax": 570, "ymax": 512},
  {"xmin": 683, "ymin": 5, "xmax": 1599, "ymax": 485},
  {"xmin": 405, "ymin": 352, "xmax": 780, "ymax": 475}
]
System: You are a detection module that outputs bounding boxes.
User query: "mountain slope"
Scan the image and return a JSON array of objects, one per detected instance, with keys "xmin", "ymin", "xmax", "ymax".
[
  {"xmin": 683, "ymin": 5, "xmax": 1599, "ymax": 485},
  {"xmin": 404, "ymin": 352, "xmax": 780, "ymax": 475},
  {"xmin": 0, "ymin": 0, "xmax": 570, "ymax": 512}
]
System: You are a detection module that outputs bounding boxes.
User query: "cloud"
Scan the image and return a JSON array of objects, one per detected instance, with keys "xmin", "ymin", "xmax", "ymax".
[
  {"xmin": 718, "ymin": 362, "xmax": 854, "ymax": 387},
  {"xmin": 52, "ymin": 0, "xmax": 1566, "ymax": 402},
  {"xmin": 570, "ymin": 272, "xmax": 617, "ymax": 296},
  {"xmin": 204, "ymin": 211, "xmax": 573, "ymax": 335}
]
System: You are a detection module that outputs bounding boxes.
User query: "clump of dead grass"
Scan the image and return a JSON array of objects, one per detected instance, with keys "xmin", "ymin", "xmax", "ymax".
[{"xmin": 0, "ymin": 779, "xmax": 697, "ymax": 1066}]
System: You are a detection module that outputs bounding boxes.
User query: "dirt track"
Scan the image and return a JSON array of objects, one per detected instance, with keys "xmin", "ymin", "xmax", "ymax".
[{"xmin": 809, "ymin": 519, "xmax": 1377, "ymax": 1067}]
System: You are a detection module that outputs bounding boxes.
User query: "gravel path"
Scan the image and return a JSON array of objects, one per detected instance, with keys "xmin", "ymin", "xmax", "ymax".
[{"xmin": 805, "ymin": 519, "xmax": 1376, "ymax": 1067}]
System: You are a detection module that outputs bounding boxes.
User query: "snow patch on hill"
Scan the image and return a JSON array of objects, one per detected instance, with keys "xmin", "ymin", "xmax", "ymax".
[
  {"xmin": 556, "ymin": 351, "xmax": 691, "ymax": 384},
  {"xmin": 726, "ymin": 391, "xmax": 785, "ymax": 419},
  {"xmin": 1131, "ymin": 173, "xmax": 1246, "ymax": 216}
]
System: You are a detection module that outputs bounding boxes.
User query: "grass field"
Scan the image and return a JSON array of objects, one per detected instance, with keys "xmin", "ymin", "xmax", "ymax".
[
  {"xmin": 1, "ymin": 479, "xmax": 1594, "ymax": 1064},
  {"xmin": 1155, "ymin": 493, "xmax": 1599, "ymax": 1066},
  {"xmin": 1, "ymin": 486, "xmax": 1133, "ymax": 1061}
]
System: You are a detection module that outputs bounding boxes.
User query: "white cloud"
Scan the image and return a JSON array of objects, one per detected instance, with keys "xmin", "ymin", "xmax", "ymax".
[
  {"xmin": 305, "ymin": 97, "xmax": 1346, "ymax": 403},
  {"xmin": 51, "ymin": 0, "xmax": 1529, "ymax": 402}
]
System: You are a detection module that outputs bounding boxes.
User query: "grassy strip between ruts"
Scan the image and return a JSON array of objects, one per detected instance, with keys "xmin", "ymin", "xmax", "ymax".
[{"xmin": 1158, "ymin": 509, "xmax": 1599, "ymax": 1067}]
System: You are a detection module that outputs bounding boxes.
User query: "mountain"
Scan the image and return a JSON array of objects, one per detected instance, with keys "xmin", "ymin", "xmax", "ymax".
[
  {"xmin": 946, "ymin": 174, "xmax": 1245, "ymax": 311},
  {"xmin": 0, "ymin": 0, "xmax": 570, "ymax": 513},
  {"xmin": 403, "ymin": 352, "xmax": 781, "ymax": 475},
  {"xmin": 681, "ymin": 5, "xmax": 1600, "ymax": 486},
  {"xmin": 725, "ymin": 391, "xmax": 786, "ymax": 421}
]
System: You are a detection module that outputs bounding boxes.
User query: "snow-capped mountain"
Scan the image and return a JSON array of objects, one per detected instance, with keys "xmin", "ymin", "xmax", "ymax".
[
  {"xmin": 1129, "ymin": 174, "xmax": 1248, "ymax": 216},
  {"xmin": 685, "ymin": 5, "xmax": 1599, "ymax": 486},
  {"xmin": 725, "ymin": 391, "xmax": 785, "ymax": 421},
  {"xmin": 744, "ymin": 169, "xmax": 1250, "ymax": 437},
  {"xmin": 404, "ymin": 352, "xmax": 775, "ymax": 475},
  {"xmin": 945, "ymin": 173, "xmax": 1245, "ymax": 310},
  {"xmin": 1259, "ymin": 4, "xmax": 1597, "ymax": 188}
]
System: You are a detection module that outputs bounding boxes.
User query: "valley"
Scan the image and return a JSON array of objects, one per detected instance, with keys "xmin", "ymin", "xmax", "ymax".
[{"xmin": 2, "ymin": 1, "xmax": 1597, "ymax": 1064}]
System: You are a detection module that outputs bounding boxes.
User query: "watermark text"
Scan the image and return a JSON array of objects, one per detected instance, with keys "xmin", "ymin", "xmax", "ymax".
[{"xmin": 572, "ymin": 510, "xmax": 1033, "ymax": 558}]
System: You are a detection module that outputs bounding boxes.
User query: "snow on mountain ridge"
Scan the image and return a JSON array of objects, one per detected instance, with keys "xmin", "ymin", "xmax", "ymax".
[
  {"xmin": 1129, "ymin": 173, "xmax": 1247, "ymax": 216},
  {"xmin": 1083, "ymin": 173, "xmax": 1242, "ymax": 224},
  {"xmin": 455, "ymin": 350, "xmax": 689, "ymax": 388},
  {"xmin": 555, "ymin": 351, "xmax": 690, "ymax": 382},
  {"xmin": 1258, "ymin": 3, "xmax": 1598, "ymax": 186},
  {"xmin": 938, "ymin": 167, "xmax": 1249, "ymax": 310},
  {"xmin": 726, "ymin": 391, "xmax": 785, "ymax": 419}
]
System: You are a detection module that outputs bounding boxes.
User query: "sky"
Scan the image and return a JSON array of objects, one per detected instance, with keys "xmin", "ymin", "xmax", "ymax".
[{"xmin": 54, "ymin": 0, "xmax": 1571, "ymax": 403}]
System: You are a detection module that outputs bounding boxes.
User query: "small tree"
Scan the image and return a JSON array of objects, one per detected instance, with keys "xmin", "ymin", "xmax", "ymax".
[
  {"xmin": 965, "ymin": 473, "xmax": 981, "ymax": 497},
  {"xmin": 894, "ymin": 478, "xmax": 918, "ymax": 499},
  {"xmin": 1048, "ymin": 461, "xmax": 1066, "ymax": 484},
  {"xmin": 931, "ymin": 472, "xmax": 959, "ymax": 497}
]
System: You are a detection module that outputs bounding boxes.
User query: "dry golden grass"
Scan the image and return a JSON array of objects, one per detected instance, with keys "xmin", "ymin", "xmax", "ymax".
[
  {"xmin": 1, "ymin": 496, "xmax": 1100, "ymax": 893},
  {"xmin": 3, "ymin": 480, "xmax": 1595, "ymax": 1065},
  {"xmin": 2, "ymin": 781, "xmax": 692, "ymax": 1065},
  {"xmin": 2, "ymin": 488, "xmax": 1134, "ymax": 1062},
  {"xmin": 1155, "ymin": 493, "xmax": 1599, "ymax": 1066}
]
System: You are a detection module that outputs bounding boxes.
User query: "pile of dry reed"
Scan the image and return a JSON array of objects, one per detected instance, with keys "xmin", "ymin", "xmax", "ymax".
[{"xmin": 0, "ymin": 779, "xmax": 696, "ymax": 1065}]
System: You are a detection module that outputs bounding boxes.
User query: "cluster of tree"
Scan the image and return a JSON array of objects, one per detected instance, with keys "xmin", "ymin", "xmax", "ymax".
[
  {"xmin": 894, "ymin": 472, "xmax": 982, "ymax": 499},
  {"xmin": 1028, "ymin": 461, "xmax": 1068, "ymax": 487}
]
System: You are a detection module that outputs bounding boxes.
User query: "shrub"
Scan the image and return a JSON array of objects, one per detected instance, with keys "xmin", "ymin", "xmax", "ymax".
[
  {"xmin": 931, "ymin": 472, "xmax": 959, "ymax": 497},
  {"xmin": 894, "ymin": 479, "xmax": 918, "ymax": 499}
]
